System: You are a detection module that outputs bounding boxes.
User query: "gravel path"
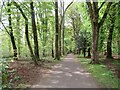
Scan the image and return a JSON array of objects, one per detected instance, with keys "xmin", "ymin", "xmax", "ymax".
[{"xmin": 31, "ymin": 54, "xmax": 99, "ymax": 88}]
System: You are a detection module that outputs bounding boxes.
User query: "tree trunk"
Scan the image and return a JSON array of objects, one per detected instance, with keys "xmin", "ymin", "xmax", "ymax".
[
  {"xmin": 86, "ymin": 2, "xmax": 112, "ymax": 64},
  {"xmin": 59, "ymin": 24, "xmax": 61, "ymax": 56},
  {"xmin": 88, "ymin": 47, "xmax": 91, "ymax": 57},
  {"xmin": 62, "ymin": 2, "xmax": 65, "ymax": 55},
  {"xmin": 55, "ymin": 1, "xmax": 60, "ymax": 60},
  {"xmin": 25, "ymin": 20, "xmax": 34, "ymax": 58},
  {"xmin": 16, "ymin": 11, "xmax": 21, "ymax": 57},
  {"xmin": 91, "ymin": 21, "xmax": 99, "ymax": 64},
  {"xmin": 106, "ymin": 9, "xmax": 116, "ymax": 59},
  {"xmin": 43, "ymin": 9, "xmax": 48, "ymax": 57},
  {"xmin": 8, "ymin": 3, "xmax": 18, "ymax": 60},
  {"xmin": 13, "ymin": 1, "xmax": 34, "ymax": 60},
  {"xmin": 83, "ymin": 48, "xmax": 86, "ymax": 58},
  {"xmin": 59, "ymin": 1, "xmax": 63, "ymax": 56},
  {"xmin": 99, "ymin": 26, "xmax": 105, "ymax": 53},
  {"xmin": 30, "ymin": 2, "xmax": 39, "ymax": 65},
  {"xmin": 10, "ymin": 33, "xmax": 17, "ymax": 60},
  {"xmin": 52, "ymin": 38, "xmax": 54, "ymax": 58},
  {"xmin": 106, "ymin": 27, "xmax": 114, "ymax": 59},
  {"xmin": 90, "ymin": 2, "xmax": 99, "ymax": 64}
]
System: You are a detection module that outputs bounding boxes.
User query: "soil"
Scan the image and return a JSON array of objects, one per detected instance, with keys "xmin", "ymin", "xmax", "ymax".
[
  {"xmin": 8, "ymin": 60, "xmax": 53, "ymax": 88},
  {"xmin": 104, "ymin": 59, "xmax": 120, "ymax": 79},
  {"xmin": 6, "ymin": 54, "xmax": 120, "ymax": 88},
  {"xmin": 101, "ymin": 55, "xmax": 120, "ymax": 79}
]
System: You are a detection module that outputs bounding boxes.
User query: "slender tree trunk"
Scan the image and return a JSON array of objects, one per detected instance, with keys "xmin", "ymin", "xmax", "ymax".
[
  {"xmin": 43, "ymin": 9, "xmax": 48, "ymax": 57},
  {"xmin": 106, "ymin": 10, "xmax": 116, "ymax": 59},
  {"xmin": 88, "ymin": 47, "xmax": 91, "ymax": 57},
  {"xmin": 59, "ymin": 24, "xmax": 61, "ymax": 56},
  {"xmin": 30, "ymin": 2, "xmax": 39, "ymax": 64},
  {"xmin": 8, "ymin": 3, "xmax": 18, "ymax": 60},
  {"xmin": 52, "ymin": 38, "xmax": 54, "ymax": 58},
  {"xmin": 83, "ymin": 48, "xmax": 86, "ymax": 57},
  {"xmin": 13, "ymin": 1, "xmax": 34, "ymax": 59},
  {"xmin": 16, "ymin": 11, "xmax": 21, "ymax": 57},
  {"xmin": 55, "ymin": 1, "xmax": 60, "ymax": 60},
  {"xmin": 59, "ymin": 1, "xmax": 63, "ymax": 56},
  {"xmin": 25, "ymin": 20, "xmax": 34, "ymax": 58},
  {"xmin": 62, "ymin": 2, "xmax": 65, "ymax": 55},
  {"xmin": 10, "ymin": 33, "xmax": 17, "ymax": 59}
]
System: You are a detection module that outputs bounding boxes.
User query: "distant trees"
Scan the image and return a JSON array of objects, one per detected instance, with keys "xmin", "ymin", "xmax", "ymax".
[
  {"xmin": 55, "ymin": 0, "xmax": 73, "ymax": 60},
  {"xmin": 59, "ymin": 1, "xmax": 73, "ymax": 56},
  {"xmin": 0, "ymin": 1, "xmax": 119, "ymax": 64},
  {"xmin": 68, "ymin": 3, "xmax": 91, "ymax": 57}
]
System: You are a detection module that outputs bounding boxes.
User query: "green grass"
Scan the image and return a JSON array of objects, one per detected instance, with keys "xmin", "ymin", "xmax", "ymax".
[
  {"xmin": 78, "ymin": 57, "xmax": 119, "ymax": 88},
  {"xmin": 112, "ymin": 60, "xmax": 120, "ymax": 66}
]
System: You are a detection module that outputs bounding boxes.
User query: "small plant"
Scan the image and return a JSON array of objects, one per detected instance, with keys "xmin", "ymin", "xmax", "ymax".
[{"xmin": 1, "ymin": 59, "xmax": 20, "ymax": 88}]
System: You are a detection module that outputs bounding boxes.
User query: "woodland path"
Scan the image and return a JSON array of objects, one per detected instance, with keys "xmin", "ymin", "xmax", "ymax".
[{"xmin": 31, "ymin": 54, "xmax": 100, "ymax": 88}]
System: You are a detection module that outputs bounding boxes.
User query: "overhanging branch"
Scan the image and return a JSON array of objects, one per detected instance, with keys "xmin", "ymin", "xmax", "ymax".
[
  {"xmin": 0, "ymin": 20, "xmax": 10, "ymax": 35},
  {"xmin": 98, "ymin": 2, "xmax": 112, "ymax": 29},
  {"xmin": 98, "ymin": 1, "xmax": 106, "ymax": 12}
]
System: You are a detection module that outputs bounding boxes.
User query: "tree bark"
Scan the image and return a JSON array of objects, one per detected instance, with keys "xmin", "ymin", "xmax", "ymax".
[
  {"xmin": 30, "ymin": 2, "xmax": 39, "ymax": 64},
  {"xmin": 16, "ymin": 10, "xmax": 21, "ymax": 57},
  {"xmin": 88, "ymin": 47, "xmax": 91, "ymax": 57},
  {"xmin": 8, "ymin": 2, "xmax": 18, "ymax": 60},
  {"xmin": 83, "ymin": 48, "xmax": 86, "ymax": 57},
  {"xmin": 52, "ymin": 38, "xmax": 54, "ymax": 58},
  {"xmin": 62, "ymin": 2, "xmax": 65, "ymax": 55},
  {"xmin": 43, "ymin": 9, "xmax": 48, "ymax": 57},
  {"xmin": 55, "ymin": 1, "xmax": 60, "ymax": 60},
  {"xmin": 86, "ymin": 1, "xmax": 112, "ymax": 64},
  {"xmin": 60, "ymin": 1, "xmax": 73, "ymax": 56},
  {"xmin": 106, "ymin": 6, "xmax": 116, "ymax": 59}
]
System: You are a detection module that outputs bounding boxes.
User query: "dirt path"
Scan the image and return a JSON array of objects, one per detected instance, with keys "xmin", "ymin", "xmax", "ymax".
[{"xmin": 31, "ymin": 54, "xmax": 99, "ymax": 88}]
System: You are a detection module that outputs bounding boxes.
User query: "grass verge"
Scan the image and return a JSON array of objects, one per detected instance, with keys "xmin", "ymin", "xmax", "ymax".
[{"xmin": 78, "ymin": 57, "xmax": 119, "ymax": 88}]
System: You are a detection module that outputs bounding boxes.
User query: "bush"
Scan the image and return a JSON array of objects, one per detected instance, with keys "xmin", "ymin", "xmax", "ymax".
[{"xmin": 1, "ymin": 59, "xmax": 19, "ymax": 88}]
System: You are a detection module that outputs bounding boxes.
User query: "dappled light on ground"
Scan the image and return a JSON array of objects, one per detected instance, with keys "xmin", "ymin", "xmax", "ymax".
[{"xmin": 31, "ymin": 54, "xmax": 99, "ymax": 88}]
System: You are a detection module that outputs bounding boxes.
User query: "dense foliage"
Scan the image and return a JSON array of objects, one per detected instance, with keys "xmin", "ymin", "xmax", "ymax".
[{"xmin": 0, "ymin": 0, "xmax": 119, "ymax": 88}]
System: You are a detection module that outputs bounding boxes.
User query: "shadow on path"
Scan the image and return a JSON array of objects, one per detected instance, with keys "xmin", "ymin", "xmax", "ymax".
[{"xmin": 31, "ymin": 54, "xmax": 99, "ymax": 88}]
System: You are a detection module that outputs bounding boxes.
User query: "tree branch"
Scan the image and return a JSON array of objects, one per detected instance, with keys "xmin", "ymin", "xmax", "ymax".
[
  {"xmin": 98, "ymin": 2, "xmax": 112, "ymax": 29},
  {"xmin": 98, "ymin": 1, "xmax": 106, "ymax": 12},
  {"xmin": 0, "ymin": 20, "xmax": 10, "ymax": 35},
  {"xmin": 86, "ymin": 1, "xmax": 94, "ymax": 22},
  {"xmin": 59, "ymin": 1, "xmax": 73, "ymax": 31},
  {"xmin": 13, "ymin": 1, "xmax": 28, "ymax": 21},
  {"xmin": 64, "ymin": 1, "xmax": 73, "ymax": 15}
]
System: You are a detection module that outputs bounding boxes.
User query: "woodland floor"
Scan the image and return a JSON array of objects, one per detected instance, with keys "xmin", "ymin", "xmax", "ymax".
[
  {"xmin": 103, "ymin": 56, "xmax": 120, "ymax": 79},
  {"xmin": 9, "ymin": 54, "xmax": 120, "ymax": 88}
]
